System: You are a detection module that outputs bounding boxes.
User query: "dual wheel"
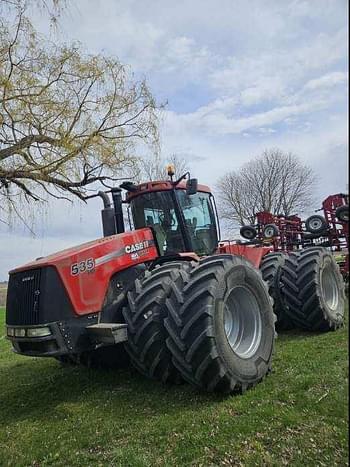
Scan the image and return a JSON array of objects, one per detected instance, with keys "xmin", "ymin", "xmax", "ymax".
[
  {"xmin": 260, "ymin": 248, "xmax": 345, "ymax": 332},
  {"xmin": 123, "ymin": 255, "xmax": 276, "ymax": 394}
]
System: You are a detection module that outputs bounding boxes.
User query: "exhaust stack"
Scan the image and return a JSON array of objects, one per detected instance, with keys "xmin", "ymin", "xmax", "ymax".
[{"xmin": 98, "ymin": 191, "xmax": 116, "ymax": 237}]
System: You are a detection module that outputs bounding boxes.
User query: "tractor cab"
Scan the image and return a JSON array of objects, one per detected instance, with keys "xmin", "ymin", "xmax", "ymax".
[{"xmin": 123, "ymin": 178, "xmax": 219, "ymax": 257}]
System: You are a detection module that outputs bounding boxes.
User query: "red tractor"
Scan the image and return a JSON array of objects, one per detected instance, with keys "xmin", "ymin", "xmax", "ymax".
[{"xmin": 5, "ymin": 172, "xmax": 346, "ymax": 394}]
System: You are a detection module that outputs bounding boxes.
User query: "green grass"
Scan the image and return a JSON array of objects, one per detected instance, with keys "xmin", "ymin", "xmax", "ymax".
[{"xmin": 0, "ymin": 307, "xmax": 348, "ymax": 467}]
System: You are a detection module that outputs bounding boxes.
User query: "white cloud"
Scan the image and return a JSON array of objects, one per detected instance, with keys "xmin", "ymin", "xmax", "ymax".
[
  {"xmin": 210, "ymin": 28, "xmax": 347, "ymax": 105},
  {"xmin": 304, "ymin": 71, "xmax": 349, "ymax": 90},
  {"xmin": 158, "ymin": 36, "xmax": 211, "ymax": 74},
  {"xmin": 163, "ymin": 92, "xmax": 338, "ymax": 137}
]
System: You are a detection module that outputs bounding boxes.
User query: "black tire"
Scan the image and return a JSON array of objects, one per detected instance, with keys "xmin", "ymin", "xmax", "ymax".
[
  {"xmin": 122, "ymin": 261, "xmax": 192, "ymax": 384},
  {"xmin": 240, "ymin": 225, "xmax": 257, "ymax": 240},
  {"xmin": 260, "ymin": 252, "xmax": 294, "ymax": 331},
  {"xmin": 263, "ymin": 224, "xmax": 279, "ymax": 239},
  {"xmin": 281, "ymin": 247, "xmax": 345, "ymax": 331},
  {"xmin": 164, "ymin": 254, "xmax": 276, "ymax": 394},
  {"xmin": 335, "ymin": 205, "xmax": 349, "ymax": 222},
  {"xmin": 305, "ymin": 215, "xmax": 328, "ymax": 234}
]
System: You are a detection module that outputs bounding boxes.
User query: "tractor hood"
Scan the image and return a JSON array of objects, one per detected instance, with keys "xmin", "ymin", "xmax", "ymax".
[{"xmin": 9, "ymin": 228, "xmax": 158, "ymax": 316}]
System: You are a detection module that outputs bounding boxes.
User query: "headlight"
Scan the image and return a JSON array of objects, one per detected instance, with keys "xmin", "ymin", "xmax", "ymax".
[
  {"xmin": 27, "ymin": 327, "xmax": 51, "ymax": 337},
  {"xmin": 14, "ymin": 328, "xmax": 26, "ymax": 337},
  {"xmin": 7, "ymin": 327, "xmax": 15, "ymax": 337}
]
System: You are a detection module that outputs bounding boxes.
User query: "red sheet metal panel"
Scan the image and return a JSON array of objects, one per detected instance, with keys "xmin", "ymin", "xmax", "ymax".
[
  {"xmin": 10, "ymin": 228, "xmax": 159, "ymax": 316},
  {"xmin": 217, "ymin": 242, "xmax": 272, "ymax": 268}
]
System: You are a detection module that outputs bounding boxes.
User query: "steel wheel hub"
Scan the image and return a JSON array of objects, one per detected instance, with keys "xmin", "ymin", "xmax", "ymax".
[
  {"xmin": 224, "ymin": 286, "xmax": 262, "ymax": 359},
  {"xmin": 310, "ymin": 219, "xmax": 322, "ymax": 230},
  {"xmin": 321, "ymin": 265, "xmax": 339, "ymax": 311}
]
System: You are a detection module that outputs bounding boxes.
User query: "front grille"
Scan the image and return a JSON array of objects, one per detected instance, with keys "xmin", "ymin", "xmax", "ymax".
[{"xmin": 6, "ymin": 269, "xmax": 42, "ymax": 325}]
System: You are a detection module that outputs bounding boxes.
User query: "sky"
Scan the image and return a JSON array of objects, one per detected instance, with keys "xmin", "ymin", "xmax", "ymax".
[{"xmin": 0, "ymin": 0, "xmax": 348, "ymax": 280}]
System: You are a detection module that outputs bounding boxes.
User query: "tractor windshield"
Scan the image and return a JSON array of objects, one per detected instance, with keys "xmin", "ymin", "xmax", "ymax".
[
  {"xmin": 175, "ymin": 190, "xmax": 218, "ymax": 255},
  {"xmin": 130, "ymin": 190, "xmax": 218, "ymax": 256}
]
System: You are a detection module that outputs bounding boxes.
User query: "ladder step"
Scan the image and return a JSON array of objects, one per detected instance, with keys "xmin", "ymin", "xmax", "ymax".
[{"xmin": 86, "ymin": 323, "xmax": 128, "ymax": 345}]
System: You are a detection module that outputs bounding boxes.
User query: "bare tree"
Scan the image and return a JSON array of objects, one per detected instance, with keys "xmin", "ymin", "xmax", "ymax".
[
  {"xmin": 1, "ymin": 0, "xmax": 67, "ymax": 24},
  {"xmin": 217, "ymin": 149, "xmax": 316, "ymax": 227},
  {"xmin": 134, "ymin": 153, "xmax": 190, "ymax": 182},
  {"xmin": 0, "ymin": 4, "xmax": 159, "ymax": 224}
]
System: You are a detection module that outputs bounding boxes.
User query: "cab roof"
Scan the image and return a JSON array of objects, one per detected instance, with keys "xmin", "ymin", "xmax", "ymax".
[{"xmin": 125, "ymin": 180, "xmax": 212, "ymax": 202}]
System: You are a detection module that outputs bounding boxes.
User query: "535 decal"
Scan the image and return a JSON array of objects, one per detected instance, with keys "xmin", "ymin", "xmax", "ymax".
[{"xmin": 71, "ymin": 258, "xmax": 95, "ymax": 276}]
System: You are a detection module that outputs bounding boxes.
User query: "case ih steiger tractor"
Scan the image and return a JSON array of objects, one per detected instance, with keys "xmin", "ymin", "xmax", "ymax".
[{"xmin": 5, "ymin": 169, "xmax": 346, "ymax": 394}]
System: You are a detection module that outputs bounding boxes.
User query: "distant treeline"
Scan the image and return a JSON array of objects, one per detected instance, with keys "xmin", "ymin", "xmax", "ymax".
[{"xmin": 0, "ymin": 283, "xmax": 7, "ymax": 307}]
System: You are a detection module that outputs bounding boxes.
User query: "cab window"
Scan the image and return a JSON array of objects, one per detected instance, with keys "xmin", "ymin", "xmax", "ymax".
[
  {"xmin": 176, "ymin": 190, "xmax": 218, "ymax": 255},
  {"xmin": 130, "ymin": 191, "xmax": 185, "ymax": 255}
]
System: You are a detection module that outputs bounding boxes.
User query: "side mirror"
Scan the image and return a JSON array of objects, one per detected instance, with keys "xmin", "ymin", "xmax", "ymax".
[{"xmin": 186, "ymin": 178, "xmax": 198, "ymax": 196}]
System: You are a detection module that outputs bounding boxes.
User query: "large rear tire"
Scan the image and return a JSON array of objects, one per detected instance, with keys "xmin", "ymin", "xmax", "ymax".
[
  {"xmin": 123, "ymin": 261, "xmax": 191, "ymax": 384},
  {"xmin": 260, "ymin": 252, "xmax": 294, "ymax": 331},
  {"xmin": 281, "ymin": 248, "xmax": 345, "ymax": 331},
  {"xmin": 165, "ymin": 255, "xmax": 276, "ymax": 394}
]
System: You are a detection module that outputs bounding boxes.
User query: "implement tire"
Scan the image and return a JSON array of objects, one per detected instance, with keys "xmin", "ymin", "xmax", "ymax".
[
  {"xmin": 281, "ymin": 247, "xmax": 345, "ymax": 331},
  {"xmin": 305, "ymin": 215, "xmax": 328, "ymax": 235},
  {"xmin": 260, "ymin": 252, "xmax": 294, "ymax": 331},
  {"xmin": 263, "ymin": 224, "xmax": 280, "ymax": 239},
  {"xmin": 335, "ymin": 205, "xmax": 349, "ymax": 222},
  {"xmin": 165, "ymin": 254, "xmax": 275, "ymax": 394},
  {"xmin": 240, "ymin": 225, "xmax": 257, "ymax": 240},
  {"xmin": 123, "ymin": 261, "xmax": 192, "ymax": 384}
]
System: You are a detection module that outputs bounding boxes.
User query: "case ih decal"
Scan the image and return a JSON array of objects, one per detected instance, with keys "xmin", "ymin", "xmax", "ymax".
[{"xmin": 125, "ymin": 240, "xmax": 151, "ymax": 254}]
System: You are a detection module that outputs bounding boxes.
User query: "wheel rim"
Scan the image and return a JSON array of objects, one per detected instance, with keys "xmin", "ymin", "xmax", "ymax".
[
  {"xmin": 224, "ymin": 286, "xmax": 262, "ymax": 359},
  {"xmin": 320, "ymin": 265, "xmax": 339, "ymax": 311},
  {"xmin": 310, "ymin": 218, "xmax": 322, "ymax": 230},
  {"xmin": 242, "ymin": 229, "xmax": 254, "ymax": 239},
  {"xmin": 264, "ymin": 227, "xmax": 274, "ymax": 238}
]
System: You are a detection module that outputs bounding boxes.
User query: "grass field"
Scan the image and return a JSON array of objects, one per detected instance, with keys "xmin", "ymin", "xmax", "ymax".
[{"xmin": 0, "ymin": 306, "xmax": 348, "ymax": 467}]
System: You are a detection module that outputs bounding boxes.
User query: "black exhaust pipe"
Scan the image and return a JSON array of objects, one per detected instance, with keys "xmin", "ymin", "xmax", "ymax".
[
  {"xmin": 98, "ymin": 191, "xmax": 116, "ymax": 237},
  {"xmin": 111, "ymin": 188, "xmax": 125, "ymax": 234}
]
